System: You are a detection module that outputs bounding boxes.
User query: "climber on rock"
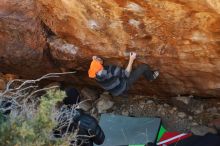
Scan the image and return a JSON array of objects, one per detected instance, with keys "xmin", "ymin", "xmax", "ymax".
[{"xmin": 88, "ymin": 52, "xmax": 159, "ymax": 96}]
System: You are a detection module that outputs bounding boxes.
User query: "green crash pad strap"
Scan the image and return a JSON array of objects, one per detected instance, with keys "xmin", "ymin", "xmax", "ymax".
[{"xmin": 157, "ymin": 125, "xmax": 167, "ymax": 142}]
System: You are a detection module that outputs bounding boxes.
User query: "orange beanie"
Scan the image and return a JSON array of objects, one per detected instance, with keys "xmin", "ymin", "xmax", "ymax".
[{"xmin": 88, "ymin": 60, "xmax": 103, "ymax": 78}]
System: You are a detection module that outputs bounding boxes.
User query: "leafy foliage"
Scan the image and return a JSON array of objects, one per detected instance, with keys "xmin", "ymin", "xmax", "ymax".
[{"xmin": 0, "ymin": 90, "xmax": 69, "ymax": 146}]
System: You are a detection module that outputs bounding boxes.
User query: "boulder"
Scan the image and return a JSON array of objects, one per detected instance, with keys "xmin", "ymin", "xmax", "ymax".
[
  {"xmin": 173, "ymin": 96, "xmax": 192, "ymax": 105},
  {"xmin": 78, "ymin": 101, "xmax": 92, "ymax": 112},
  {"xmin": 171, "ymin": 95, "xmax": 204, "ymax": 114},
  {"xmin": 191, "ymin": 125, "xmax": 218, "ymax": 136},
  {"xmin": 121, "ymin": 109, "xmax": 129, "ymax": 116},
  {"xmin": 95, "ymin": 94, "xmax": 114, "ymax": 113},
  {"xmin": 81, "ymin": 87, "xmax": 99, "ymax": 101}
]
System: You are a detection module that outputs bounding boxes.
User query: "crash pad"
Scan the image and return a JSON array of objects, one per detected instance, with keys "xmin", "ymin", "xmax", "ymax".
[{"xmin": 95, "ymin": 114, "xmax": 161, "ymax": 146}]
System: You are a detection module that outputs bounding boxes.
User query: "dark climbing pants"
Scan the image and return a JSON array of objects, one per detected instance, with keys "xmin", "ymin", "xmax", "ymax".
[{"xmin": 126, "ymin": 64, "xmax": 155, "ymax": 89}]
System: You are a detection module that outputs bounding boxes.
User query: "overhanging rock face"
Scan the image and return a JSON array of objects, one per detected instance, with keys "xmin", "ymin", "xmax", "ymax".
[
  {"xmin": 1, "ymin": 0, "xmax": 220, "ymax": 97},
  {"xmin": 0, "ymin": 0, "xmax": 58, "ymax": 78}
]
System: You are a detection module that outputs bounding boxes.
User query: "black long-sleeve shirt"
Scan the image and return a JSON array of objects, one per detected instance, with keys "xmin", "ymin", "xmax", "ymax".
[{"xmin": 96, "ymin": 65, "xmax": 129, "ymax": 96}]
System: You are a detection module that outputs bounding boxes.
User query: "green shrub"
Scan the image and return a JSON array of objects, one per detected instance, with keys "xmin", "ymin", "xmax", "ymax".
[{"xmin": 0, "ymin": 89, "xmax": 70, "ymax": 146}]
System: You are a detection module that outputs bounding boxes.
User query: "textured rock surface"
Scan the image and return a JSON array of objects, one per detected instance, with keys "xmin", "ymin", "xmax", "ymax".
[
  {"xmin": 1, "ymin": 0, "xmax": 220, "ymax": 97},
  {"xmin": 0, "ymin": 79, "xmax": 6, "ymax": 90},
  {"xmin": 81, "ymin": 87, "xmax": 99, "ymax": 101},
  {"xmin": 112, "ymin": 95, "xmax": 220, "ymax": 132},
  {"xmin": 191, "ymin": 125, "xmax": 218, "ymax": 136},
  {"xmin": 0, "ymin": 0, "xmax": 57, "ymax": 78},
  {"xmin": 96, "ymin": 93, "xmax": 114, "ymax": 113}
]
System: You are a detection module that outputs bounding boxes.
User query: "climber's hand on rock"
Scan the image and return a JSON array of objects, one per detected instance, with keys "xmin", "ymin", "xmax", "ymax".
[
  {"xmin": 92, "ymin": 56, "xmax": 103, "ymax": 64},
  {"xmin": 129, "ymin": 52, "xmax": 137, "ymax": 61},
  {"xmin": 92, "ymin": 56, "xmax": 98, "ymax": 60}
]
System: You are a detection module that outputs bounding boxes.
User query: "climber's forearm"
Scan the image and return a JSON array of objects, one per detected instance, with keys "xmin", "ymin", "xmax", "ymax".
[
  {"xmin": 125, "ymin": 59, "xmax": 134, "ymax": 75},
  {"xmin": 125, "ymin": 52, "xmax": 136, "ymax": 76}
]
